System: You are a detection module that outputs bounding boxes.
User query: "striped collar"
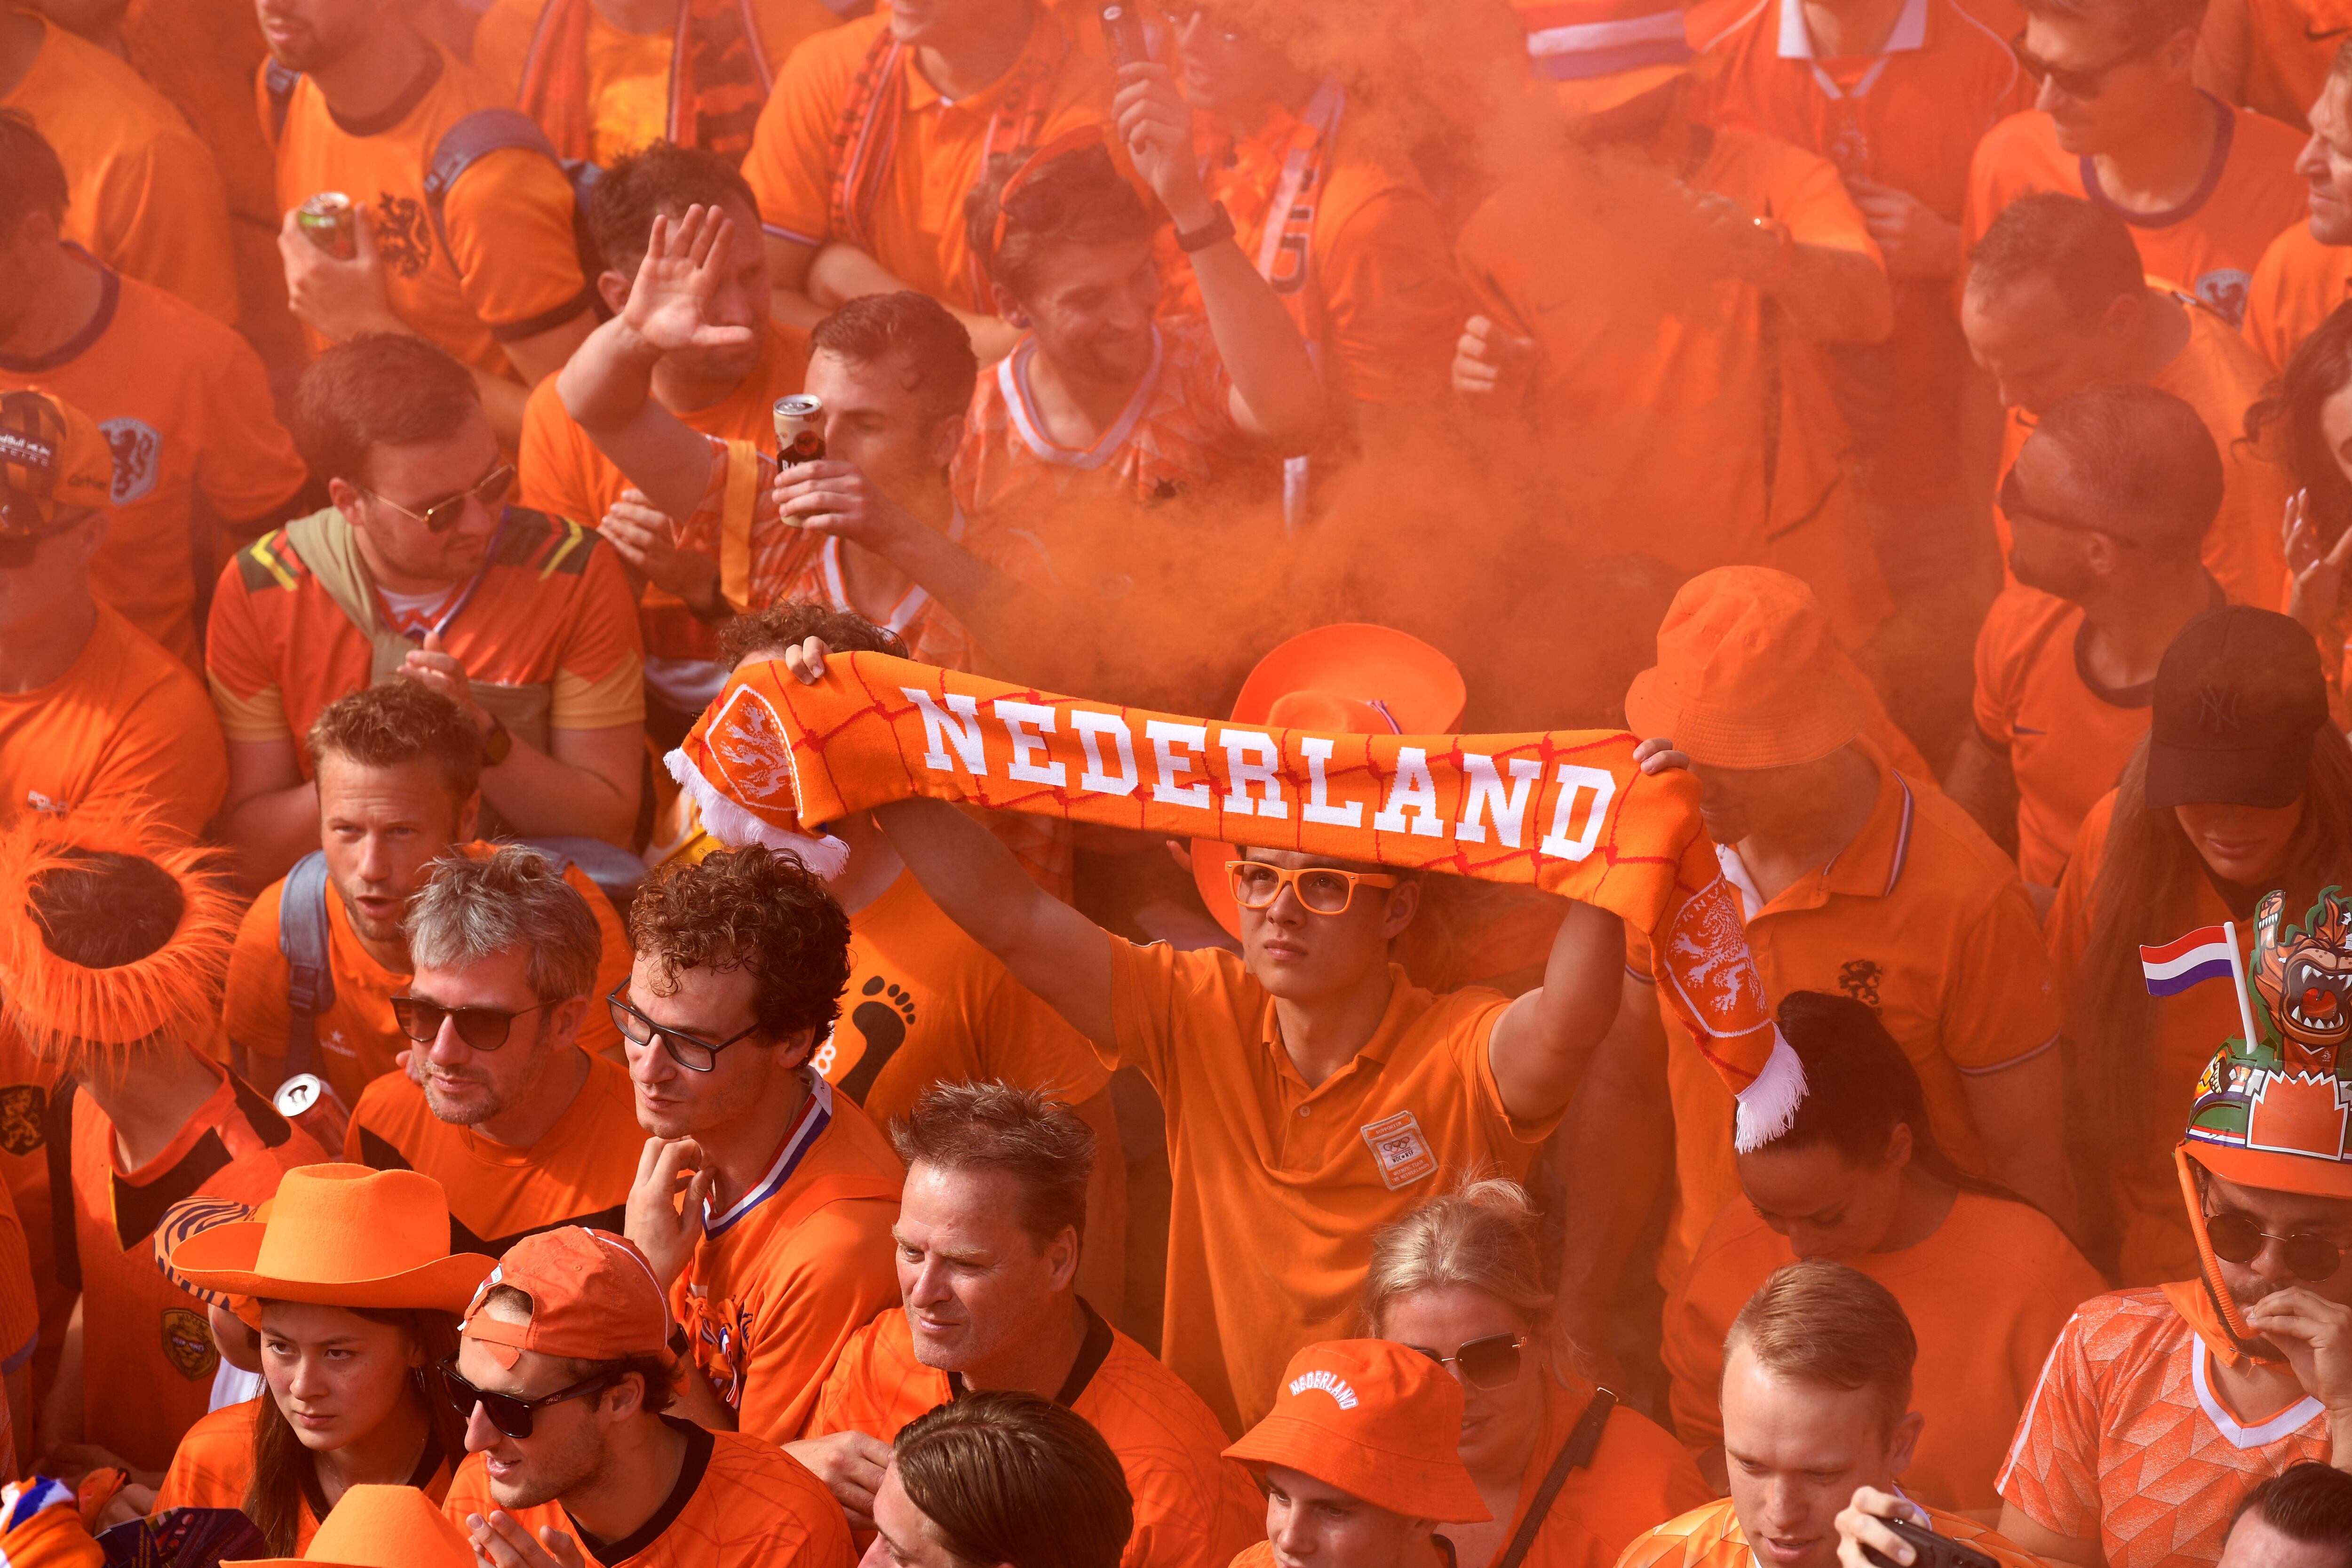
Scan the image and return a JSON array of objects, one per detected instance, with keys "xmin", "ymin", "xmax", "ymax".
[
  {"xmin": 703, "ymin": 1072, "xmax": 834, "ymax": 1237},
  {"xmin": 1819, "ymin": 746, "xmax": 1916, "ymax": 901}
]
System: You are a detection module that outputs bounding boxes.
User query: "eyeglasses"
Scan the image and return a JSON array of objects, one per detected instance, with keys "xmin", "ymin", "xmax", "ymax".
[
  {"xmin": 990, "ymin": 130, "xmax": 1122, "ymax": 263},
  {"xmin": 1410, "ymin": 1333, "xmax": 1529, "ymax": 1391},
  {"xmin": 605, "ymin": 983, "xmax": 764, "ymax": 1073},
  {"xmin": 1226, "ymin": 860, "xmax": 1399, "ymax": 916},
  {"xmin": 2205, "ymin": 1208, "xmax": 2345, "ymax": 1281},
  {"xmin": 2009, "ymin": 27, "xmax": 2161, "ymax": 99},
  {"xmin": 1997, "ymin": 465, "xmax": 2139, "ymax": 546},
  {"xmin": 390, "ymin": 995, "xmax": 551, "ymax": 1052},
  {"xmin": 365, "ymin": 461, "xmax": 515, "ymax": 534},
  {"xmin": 437, "ymin": 1357, "xmax": 626, "ymax": 1439}
]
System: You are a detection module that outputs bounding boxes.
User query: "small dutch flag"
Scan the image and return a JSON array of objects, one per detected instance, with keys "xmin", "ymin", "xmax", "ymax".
[{"xmin": 2139, "ymin": 924, "xmax": 2240, "ymax": 997}]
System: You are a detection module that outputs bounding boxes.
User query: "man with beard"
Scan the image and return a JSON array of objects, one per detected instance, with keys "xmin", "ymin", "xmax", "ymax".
[
  {"xmin": 220, "ymin": 683, "xmax": 632, "ymax": 1110},
  {"xmin": 343, "ymin": 847, "xmax": 644, "ymax": 1255},
  {"xmin": 1951, "ymin": 389, "xmax": 2230, "ymax": 901},
  {"xmin": 2245, "ymin": 46, "xmax": 2352, "ymax": 373}
]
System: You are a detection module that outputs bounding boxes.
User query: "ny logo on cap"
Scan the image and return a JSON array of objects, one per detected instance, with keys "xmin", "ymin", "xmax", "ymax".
[{"xmin": 2199, "ymin": 685, "xmax": 2241, "ymax": 736}]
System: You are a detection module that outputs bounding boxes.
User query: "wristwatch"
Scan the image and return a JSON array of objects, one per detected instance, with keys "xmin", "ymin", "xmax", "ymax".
[
  {"xmin": 1175, "ymin": 202, "xmax": 1236, "ymax": 254},
  {"xmin": 480, "ymin": 715, "xmax": 513, "ymax": 767}
]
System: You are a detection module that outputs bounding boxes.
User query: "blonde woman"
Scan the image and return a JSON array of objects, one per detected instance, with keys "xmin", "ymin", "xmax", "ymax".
[{"xmin": 1362, "ymin": 1179, "xmax": 1710, "ymax": 1568}]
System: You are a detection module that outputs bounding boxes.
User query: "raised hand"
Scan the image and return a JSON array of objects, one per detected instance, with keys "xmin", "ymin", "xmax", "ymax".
[
  {"xmin": 622, "ymin": 205, "xmax": 759, "ymax": 358},
  {"xmin": 2284, "ymin": 488, "xmax": 2352, "ymax": 637},
  {"xmin": 1112, "ymin": 61, "xmax": 1212, "ymax": 227}
]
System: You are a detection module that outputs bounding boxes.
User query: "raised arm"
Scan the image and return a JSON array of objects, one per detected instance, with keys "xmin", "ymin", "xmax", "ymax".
[{"xmin": 1484, "ymin": 899, "xmax": 1626, "ymax": 1122}]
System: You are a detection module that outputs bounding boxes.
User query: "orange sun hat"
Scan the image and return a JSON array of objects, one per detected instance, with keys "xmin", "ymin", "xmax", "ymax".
[
  {"xmin": 225, "ymin": 1483, "xmax": 475, "ymax": 1568},
  {"xmin": 1623, "ymin": 566, "xmax": 1874, "ymax": 771},
  {"xmin": 171, "ymin": 1165, "xmax": 494, "ymax": 1313},
  {"xmin": 1190, "ymin": 625, "xmax": 1467, "ymax": 939},
  {"xmin": 1224, "ymin": 1339, "xmax": 1489, "ymax": 1522}
]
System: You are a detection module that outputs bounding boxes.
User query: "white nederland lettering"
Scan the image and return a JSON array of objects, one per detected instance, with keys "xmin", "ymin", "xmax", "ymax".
[{"xmin": 1287, "ymin": 1369, "xmax": 1359, "ymax": 1409}]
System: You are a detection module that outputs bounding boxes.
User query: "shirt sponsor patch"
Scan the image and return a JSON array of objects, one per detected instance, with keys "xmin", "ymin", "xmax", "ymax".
[{"xmin": 1359, "ymin": 1110, "xmax": 1437, "ymax": 1191}]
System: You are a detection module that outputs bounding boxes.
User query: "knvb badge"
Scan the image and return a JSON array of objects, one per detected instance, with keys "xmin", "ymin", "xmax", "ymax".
[{"xmin": 1359, "ymin": 1110, "xmax": 1437, "ymax": 1191}]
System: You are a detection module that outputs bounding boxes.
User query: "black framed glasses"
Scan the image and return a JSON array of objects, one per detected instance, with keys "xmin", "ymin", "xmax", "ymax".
[
  {"xmin": 2009, "ymin": 27, "xmax": 2162, "ymax": 98},
  {"xmin": 2205, "ymin": 1208, "xmax": 2345, "ymax": 1281},
  {"xmin": 1997, "ymin": 465, "xmax": 2138, "ymax": 546},
  {"xmin": 1410, "ymin": 1332, "xmax": 1529, "ymax": 1391},
  {"xmin": 437, "ymin": 1357, "xmax": 625, "ymax": 1439},
  {"xmin": 365, "ymin": 460, "xmax": 515, "ymax": 534},
  {"xmin": 389, "ymin": 995, "xmax": 550, "ymax": 1051},
  {"xmin": 605, "ymin": 983, "xmax": 763, "ymax": 1072}
]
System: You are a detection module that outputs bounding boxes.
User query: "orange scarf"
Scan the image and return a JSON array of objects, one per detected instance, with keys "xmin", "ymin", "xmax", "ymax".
[
  {"xmin": 516, "ymin": 0, "xmax": 772, "ymax": 165},
  {"xmin": 669, "ymin": 652, "xmax": 1807, "ymax": 1144}
]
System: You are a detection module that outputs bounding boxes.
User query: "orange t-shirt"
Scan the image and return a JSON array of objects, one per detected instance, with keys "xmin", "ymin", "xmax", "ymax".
[
  {"xmin": 343, "ymin": 1051, "xmax": 642, "ymax": 1253},
  {"xmin": 1663, "ymin": 1190, "xmax": 2102, "ymax": 1512},
  {"xmin": 472, "ymin": 0, "xmax": 844, "ymax": 167},
  {"xmin": 1615, "ymin": 1498, "xmax": 2046, "ymax": 1568},
  {"xmin": 1486, "ymin": 1378, "xmax": 1714, "ymax": 1568},
  {"xmin": 673, "ymin": 1075, "xmax": 902, "ymax": 1443},
  {"xmin": 443, "ymin": 1420, "xmax": 854, "ymax": 1568},
  {"xmin": 1971, "ymin": 582, "xmax": 2216, "ymax": 887},
  {"xmin": 1, "ymin": 16, "xmax": 239, "ymax": 325},
  {"xmin": 1650, "ymin": 749, "xmax": 2061, "ymax": 1288},
  {"xmin": 217, "ymin": 839, "xmax": 635, "ymax": 1110},
  {"xmin": 56, "ymin": 1065, "xmax": 325, "ymax": 1471},
  {"xmin": 1998, "ymin": 1288, "xmax": 2335, "ymax": 1568},
  {"xmin": 0, "ymin": 604, "xmax": 226, "ymax": 839},
  {"xmin": 1108, "ymin": 939, "xmax": 1549, "ymax": 1434},
  {"xmin": 0, "ymin": 255, "xmax": 307, "ymax": 665},
  {"xmin": 261, "ymin": 47, "xmax": 593, "ymax": 378},
  {"xmin": 204, "ymin": 509, "xmax": 644, "ymax": 755},
  {"xmin": 155, "ymin": 1396, "xmax": 457, "ymax": 1552},
  {"xmin": 741, "ymin": 12, "xmax": 1113, "ymax": 312},
  {"xmin": 807, "ymin": 1305, "xmax": 1263, "ymax": 1568},
  {"xmin": 2237, "ymin": 0, "xmax": 2352, "ymax": 129},
  {"xmin": 2243, "ymin": 220, "xmax": 2352, "ymax": 374},
  {"xmin": 1457, "ymin": 127, "xmax": 1891, "ymax": 643},
  {"xmin": 816, "ymin": 870, "xmax": 1111, "ymax": 1129},
  {"xmin": 2045, "ymin": 790, "xmax": 2244, "ymax": 1287},
  {"xmin": 1961, "ymin": 99, "xmax": 2306, "ymax": 327}
]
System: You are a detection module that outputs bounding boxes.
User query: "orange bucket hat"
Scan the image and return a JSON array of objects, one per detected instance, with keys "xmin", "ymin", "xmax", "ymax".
[
  {"xmin": 171, "ymin": 1165, "xmax": 494, "ymax": 1313},
  {"xmin": 1623, "ymin": 567, "xmax": 1872, "ymax": 771},
  {"xmin": 1223, "ymin": 1339, "xmax": 1488, "ymax": 1522},
  {"xmin": 1190, "ymin": 625, "xmax": 1467, "ymax": 939},
  {"xmin": 224, "ymin": 1483, "xmax": 475, "ymax": 1568}
]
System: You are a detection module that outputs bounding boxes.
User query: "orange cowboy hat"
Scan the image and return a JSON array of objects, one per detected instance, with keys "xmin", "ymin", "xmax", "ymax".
[
  {"xmin": 171, "ymin": 1165, "xmax": 493, "ymax": 1313},
  {"xmin": 224, "ymin": 1483, "xmax": 474, "ymax": 1568},
  {"xmin": 1225, "ymin": 1339, "xmax": 1489, "ymax": 1522},
  {"xmin": 1188, "ymin": 625, "xmax": 1466, "ymax": 939}
]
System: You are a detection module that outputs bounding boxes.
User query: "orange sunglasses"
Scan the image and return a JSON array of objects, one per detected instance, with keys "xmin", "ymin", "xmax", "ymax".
[{"xmin": 1226, "ymin": 860, "xmax": 1399, "ymax": 916}]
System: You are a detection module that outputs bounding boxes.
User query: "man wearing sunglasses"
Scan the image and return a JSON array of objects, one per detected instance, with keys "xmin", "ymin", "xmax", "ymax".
[
  {"xmin": 1959, "ymin": 192, "xmax": 2288, "ymax": 616},
  {"xmin": 1949, "ymin": 382, "xmax": 2228, "ymax": 900},
  {"xmin": 444, "ymin": 1226, "xmax": 853, "ymax": 1568},
  {"xmin": 207, "ymin": 333, "xmax": 646, "ymax": 889},
  {"xmin": 1994, "ymin": 1026, "xmax": 2352, "ymax": 1568},
  {"xmin": 0, "ymin": 388, "xmax": 226, "ymax": 840},
  {"xmin": 1963, "ymin": 0, "xmax": 2303, "ymax": 328}
]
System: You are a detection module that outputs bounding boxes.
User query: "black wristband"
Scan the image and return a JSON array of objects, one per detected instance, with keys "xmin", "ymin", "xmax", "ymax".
[{"xmin": 1175, "ymin": 201, "xmax": 1236, "ymax": 254}]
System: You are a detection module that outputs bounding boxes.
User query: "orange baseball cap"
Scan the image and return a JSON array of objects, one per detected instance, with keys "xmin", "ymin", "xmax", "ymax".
[
  {"xmin": 462, "ymin": 1227, "xmax": 675, "ymax": 1370},
  {"xmin": 1623, "ymin": 566, "xmax": 1872, "ymax": 770},
  {"xmin": 225, "ymin": 1483, "xmax": 475, "ymax": 1568},
  {"xmin": 1223, "ymin": 1340, "xmax": 1488, "ymax": 1522},
  {"xmin": 1190, "ymin": 625, "xmax": 1467, "ymax": 939},
  {"xmin": 0, "ymin": 390, "xmax": 112, "ymax": 534},
  {"xmin": 171, "ymin": 1166, "xmax": 493, "ymax": 1313}
]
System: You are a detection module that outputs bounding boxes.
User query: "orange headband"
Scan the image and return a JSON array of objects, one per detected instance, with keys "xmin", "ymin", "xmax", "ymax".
[{"xmin": 986, "ymin": 125, "xmax": 1119, "ymax": 276}]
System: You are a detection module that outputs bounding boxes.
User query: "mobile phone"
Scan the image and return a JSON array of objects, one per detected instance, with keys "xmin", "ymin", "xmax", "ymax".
[
  {"xmin": 1102, "ymin": 2, "xmax": 1152, "ymax": 67},
  {"xmin": 1861, "ymin": 1517, "xmax": 2001, "ymax": 1568}
]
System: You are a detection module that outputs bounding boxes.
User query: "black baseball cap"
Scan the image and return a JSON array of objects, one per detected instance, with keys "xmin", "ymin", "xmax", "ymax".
[{"xmin": 2145, "ymin": 607, "xmax": 2331, "ymax": 812}]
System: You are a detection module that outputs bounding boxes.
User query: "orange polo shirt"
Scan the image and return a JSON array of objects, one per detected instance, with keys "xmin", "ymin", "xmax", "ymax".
[
  {"xmin": 818, "ymin": 870, "xmax": 1111, "ymax": 1128},
  {"xmin": 0, "ymin": 605, "xmax": 226, "ymax": 839},
  {"xmin": 0, "ymin": 255, "xmax": 307, "ymax": 665},
  {"xmin": 2045, "ymin": 790, "xmax": 2243, "ymax": 1287},
  {"xmin": 741, "ymin": 12, "xmax": 1113, "ymax": 312},
  {"xmin": 344, "ymin": 1050, "xmax": 642, "ymax": 1253},
  {"xmin": 57, "ymin": 1065, "xmax": 324, "ymax": 1471},
  {"xmin": 1650, "ymin": 745, "xmax": 2060, "ymax": 1289},
  {"xmin": 2243, "ymin": 220, "xmax": 2352, "ymax": 374},
  {"xmin": 1, "ymin": 16, "xmax": 239, "ymax": 326},
  {"xmin": 2238, "ymin": 0, "xmax": 2352, "ymax": 129},
  {"xmin": 1487, "ymin": 1378, "xmax": 1713, "ymax": 1568},
  {"xmin": 1663, "ymin": 1190, "xmax": 2102, "ymax": 1512},
  {"xmin": 1107, "ymin": 938, "xmax": 1551, "ymax": 1434},
  {"xmin": 1618, "ymin": 1498, "xmax": 2046, "ymax": 1568},
  {"xmin": 807, "ymin": 1305, "xmax": 1263, "ymax": 1568},
  {"xmin": 1961, "ymin": 99, "xmax": 2305, "ymax": 326},
  {"xmin": 217, "ymin": 839, "xmax": 634, "ymax": 1110},
  {"xmin": 262, "ymin": 46, "xmax": 593, "ymax": 378},
  {"xmin": 1457, "ymin": 125, "xmax": 1891, "ymax": 643},
  {"xmin": 155, "ymin": 1396, "xmax": 456, "ymax": 1551},
  {"xmin": 673, "ymin": 1075, "xmax": 901, "ymax": 1443}
]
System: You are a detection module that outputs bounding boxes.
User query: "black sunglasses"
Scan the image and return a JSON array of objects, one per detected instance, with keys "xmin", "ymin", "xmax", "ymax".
[
  {"xmin": 365, "ymin": 460, "xmax": 515, "ymax": 534},
  {"xmin": 437, "ymin": 1357, "xmax": 625, "ymax": 1439},
  {"xmin": 1998, "ymin": 465, "xmax": 2139, "ymax": 546},
  {"xmin": 2205, "ymin": 1208, "xmax": 2345, "ymax": 1282},
  {"xmin": 2009, "ymin": 27, "xmax": 2161, "ymax": 98},
  {"xmin": 1410, "ymin": 1332, "xmax": 1528, "ymax": 1391},
  {"xmin": 390, "ymin": 995, "xmax": 551, "ymax": 1051},
  {"xmin": 605, "ymin": 983, "xmax": 763, "ymax": 1073}
]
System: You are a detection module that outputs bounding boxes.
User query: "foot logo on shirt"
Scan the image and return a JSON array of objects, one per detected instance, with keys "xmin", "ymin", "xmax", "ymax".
[
  {"xmin": 0, "ymin": 1085, "xmax": 45, "ymax": 1156},
  {"xmin": 160, "ymin": 1307, "xmax": 219, "ymax": 1381},
  {"xmin": 835, "ymin": 977, "xmax": 915, "ymax": 1105},
  {"xmin": 371, "ymin": 192, "xmax": 433, "ymax": 279}
]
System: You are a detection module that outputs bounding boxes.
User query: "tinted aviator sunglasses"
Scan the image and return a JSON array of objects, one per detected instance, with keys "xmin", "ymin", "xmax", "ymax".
[
  {"xmin": 1411, "ymin": 1332, "xmax": 1529, "ymax": 1391},
  {"xmin": 437, "ymin": 1357, "xmax": 625, "ymax": 1439},
  {"xmin": 2204, "ymin": 1207, "xmax": 2345, "ymax": 1281},
  {"xmin": 2008, "ymin": 27, "xmax": 2161, "ymax": 98},
  {"xmin": 366, "ymin": 460, "xmax": 515, "ymax": 533},
  {"xmin": 389, "ymin": 995, "xmax": 550, "ymax": 1051}
]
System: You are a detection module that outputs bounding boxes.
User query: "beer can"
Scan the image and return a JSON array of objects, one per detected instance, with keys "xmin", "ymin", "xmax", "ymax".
[
  {"xmin": 774, "ymin": 395, "xmax": 826, "ymax": 467},
  {"xmin": 297, "ymin": 192, "xmax": 357, "ymax": 261},
  {"xmin": 274, "ymin": 1072, "xmax": 351, "ymax": 1152}
]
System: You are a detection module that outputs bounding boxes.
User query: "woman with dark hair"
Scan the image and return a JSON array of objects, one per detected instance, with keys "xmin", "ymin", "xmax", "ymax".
[
  {"xmin": 2249, "ymin": 299, "xmax": 2352, "ymax": 688},
  {"xmin": 2049, "ymin": 604, "xmax": 2352, "ymax": 1286},
  {"xmin": 150, "ymin": 1167, "xmax": 491, "ymax": 1555},
  {"xmin": 1662, "ymin": 991, "xmax": 2100, "ymax": 1520}
]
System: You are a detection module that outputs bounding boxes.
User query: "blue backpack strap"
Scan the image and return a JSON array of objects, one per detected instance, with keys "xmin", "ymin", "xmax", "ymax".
[
  {"xmin": 277, "ymin": 851, "xmax": 335, "ymax": 1080},
  {"xmin": 421, "ymin": 108, "xmax": 569, "ymax": 261},
  {"xmin": 262, "ymin": 59, "xmax": 303, "ymax": 144}
]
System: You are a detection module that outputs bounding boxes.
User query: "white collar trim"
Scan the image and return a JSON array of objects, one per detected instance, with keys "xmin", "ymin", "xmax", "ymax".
[
  {"xmin": 2189, "ymin": 1338, "xmax": 2327, "ymax": 1449},
  {"xmin": 1778, "ymin": 0, "xmax": 1929, "ymax": 58}
]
